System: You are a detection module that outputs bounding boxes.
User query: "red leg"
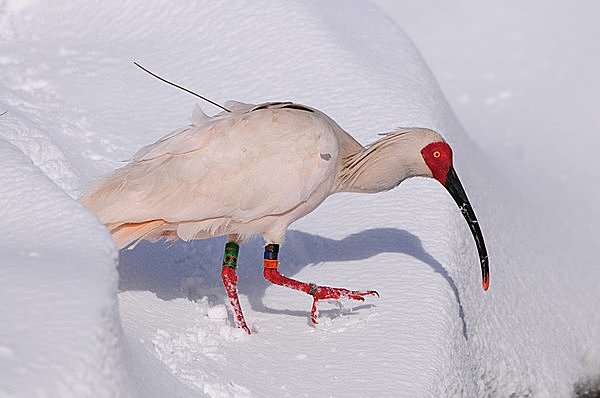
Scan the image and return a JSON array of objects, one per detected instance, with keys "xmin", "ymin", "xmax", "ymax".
[
  {"xmin": 221, "ymin": 242, "xmax": 250, "ymax": 334},
  {"xmin": 262, "ymin": 244, "xmax": 378, "ymax": 324}
]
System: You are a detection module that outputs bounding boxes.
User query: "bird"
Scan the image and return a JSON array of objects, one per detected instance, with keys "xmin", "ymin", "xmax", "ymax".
[{"xmin": 79, "ymin": 100, "xmax": 489, "ymax": 334}]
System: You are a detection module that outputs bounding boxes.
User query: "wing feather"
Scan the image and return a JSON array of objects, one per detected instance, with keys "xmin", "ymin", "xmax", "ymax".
[{"xmin": 80, "ymin": 104, "xmax": 339, "ymax": 230}]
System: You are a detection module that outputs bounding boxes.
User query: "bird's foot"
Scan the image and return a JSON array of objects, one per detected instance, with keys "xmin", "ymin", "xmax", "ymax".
[
  {"xmin": 222, "ymin": 266, "xmax": 251, "ymax": 334},
  {"xmin": 229, "ymin": 298, "xmax": 251, "ymax": 334},
  {"xmin": 309, "ymin": 285, "xmax": 379, "ymax": 324},
  {"xmin": 233, "ymin": 311, "xmax": 251, "ymax": 335}
]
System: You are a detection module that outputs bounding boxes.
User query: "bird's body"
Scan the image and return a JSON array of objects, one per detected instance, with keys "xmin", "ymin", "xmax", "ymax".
[
  {"xmin": 82, "ymin": 101, "xmax": 351, "ymax": 247},
  {"xmin": 81, "ymin": 100, "xmax": 489, "ymax": 333}
]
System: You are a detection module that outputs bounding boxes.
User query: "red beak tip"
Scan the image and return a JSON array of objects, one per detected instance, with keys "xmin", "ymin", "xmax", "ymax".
[{"xmin": 482, "ymin": 278, "xmax": 490, "ymax": 291}]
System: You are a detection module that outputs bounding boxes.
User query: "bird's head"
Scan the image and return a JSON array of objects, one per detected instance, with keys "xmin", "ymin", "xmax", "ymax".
[
  {"xmin": 340, "ymin": 127, "xmax": 489, "ymax": 290},
  {"xmin": 418, "ymin": 134, "xmax": 489, "ymax": 291},
  {"xmin": 420, "ymin": 141, "xmax": 453, "ymax": 185}
]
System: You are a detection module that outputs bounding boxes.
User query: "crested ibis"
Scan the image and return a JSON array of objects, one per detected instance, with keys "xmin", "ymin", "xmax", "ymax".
[{"xmin": 80, "ymin": 100, "xmax": 489, "ymax": 334}]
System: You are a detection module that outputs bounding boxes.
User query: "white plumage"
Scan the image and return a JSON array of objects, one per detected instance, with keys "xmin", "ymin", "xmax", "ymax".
[{"xmin": 80, "ymin": 101, "xmax": 363, "ymax": 248}]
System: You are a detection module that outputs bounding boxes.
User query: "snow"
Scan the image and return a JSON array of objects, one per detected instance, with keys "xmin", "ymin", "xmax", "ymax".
[
  {"xmin": 1, "ymin": 1, "xmax": 599, "ymax": 397},
  {"xmin": 0, "ymin": 139, "xmax": 126, "ymax": 396}
]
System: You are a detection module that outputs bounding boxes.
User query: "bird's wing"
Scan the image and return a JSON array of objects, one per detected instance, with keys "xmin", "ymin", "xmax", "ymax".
[
  {"xmin": 224, "ymin": 100, "xmax": 256, "ymax": 112},
  {"xmin": 80, "ymin": 105, "xmax": 339, "ymax": 226},
  {"xmin": 130, "ymin": 103, "xmax": 242, "ymax": 162}
]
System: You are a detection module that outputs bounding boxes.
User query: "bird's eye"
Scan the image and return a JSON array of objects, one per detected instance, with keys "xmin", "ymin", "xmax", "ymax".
[{"xmin": 433, "ymin": 151, "xmax": 441, "ymax": 158}]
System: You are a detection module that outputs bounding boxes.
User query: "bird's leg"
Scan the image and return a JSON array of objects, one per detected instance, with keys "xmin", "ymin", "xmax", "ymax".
[
  {"xmin": 221, "ymin": 241, "xmax": 251, "ymax": 334},
  {"xmin": 262, "ymin": 244, "xmax": 378, "ymax": 324}
]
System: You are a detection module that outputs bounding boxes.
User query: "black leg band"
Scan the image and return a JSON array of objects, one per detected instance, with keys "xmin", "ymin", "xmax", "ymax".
[{"xmin": 264, "ymin": 244, "xmax": 279, "ymax": 260}]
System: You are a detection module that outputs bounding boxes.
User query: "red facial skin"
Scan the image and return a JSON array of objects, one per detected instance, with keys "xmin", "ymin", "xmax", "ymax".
[
  {"xmin": 421, "ymin": 142, "xmax": 453, "ymax": 185},
  {"xmin": 421, "ymin": 141, "xmax": 490, "ymax": 292}
]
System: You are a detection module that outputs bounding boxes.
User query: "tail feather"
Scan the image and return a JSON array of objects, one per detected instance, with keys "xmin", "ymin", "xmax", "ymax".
[{"xmin": 110, "ymin": 220, "xmax": 166, "ymax": 250}]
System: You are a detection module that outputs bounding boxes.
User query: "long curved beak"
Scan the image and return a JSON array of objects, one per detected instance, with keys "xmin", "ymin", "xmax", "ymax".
[{"xmin": 444, "ymin": 167, "xmax": 490, "ymax": 291}]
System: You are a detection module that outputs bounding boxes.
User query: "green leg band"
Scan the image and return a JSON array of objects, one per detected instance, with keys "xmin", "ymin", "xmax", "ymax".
[{"xmin": 222, "ymin": 242, "xmax": 239, "ymax": 269}]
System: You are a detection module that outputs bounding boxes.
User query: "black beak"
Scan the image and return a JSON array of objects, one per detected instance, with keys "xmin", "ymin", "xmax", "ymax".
[{"xmin": 444, "ymin": 167, "xmax": 490, "ymax": 291}]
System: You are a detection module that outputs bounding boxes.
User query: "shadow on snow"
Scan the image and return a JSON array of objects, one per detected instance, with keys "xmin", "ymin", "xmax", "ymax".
[{"xmin": 118, "ymin": 228, "xmax": 468, "ymax": 339}]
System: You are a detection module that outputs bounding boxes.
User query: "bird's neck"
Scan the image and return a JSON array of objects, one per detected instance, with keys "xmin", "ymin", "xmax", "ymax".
[{"xmin": 334, "ymin": 132, "xmax": 422, "ymax": 194}]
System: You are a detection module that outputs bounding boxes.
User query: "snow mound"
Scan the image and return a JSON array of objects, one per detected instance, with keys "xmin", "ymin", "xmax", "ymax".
[
  {"xmin": 1, "ymin": 1, "xmax": 599, "ymax": 397},
  {"xmin": 0, "ymin": 137, "xmax": 125, "ymax": 396}
]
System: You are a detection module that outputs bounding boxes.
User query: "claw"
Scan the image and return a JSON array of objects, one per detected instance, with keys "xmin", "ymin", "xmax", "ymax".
[
  {"xmin": 239, "ymin": 322, "xmax": 251, "ymax": 334},
  {"xmin": 309, "ymin": 285, "xmax": 379, "ymax": 324},
  {"xmin": 355, "ymin": 289, "xmax": 377, "ymax": 298}
]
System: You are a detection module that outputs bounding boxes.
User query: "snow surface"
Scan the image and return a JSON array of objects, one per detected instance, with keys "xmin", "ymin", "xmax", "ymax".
[{"xmin": 1, "ymin": 1, "xmax": 599, "ymax": 397}]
